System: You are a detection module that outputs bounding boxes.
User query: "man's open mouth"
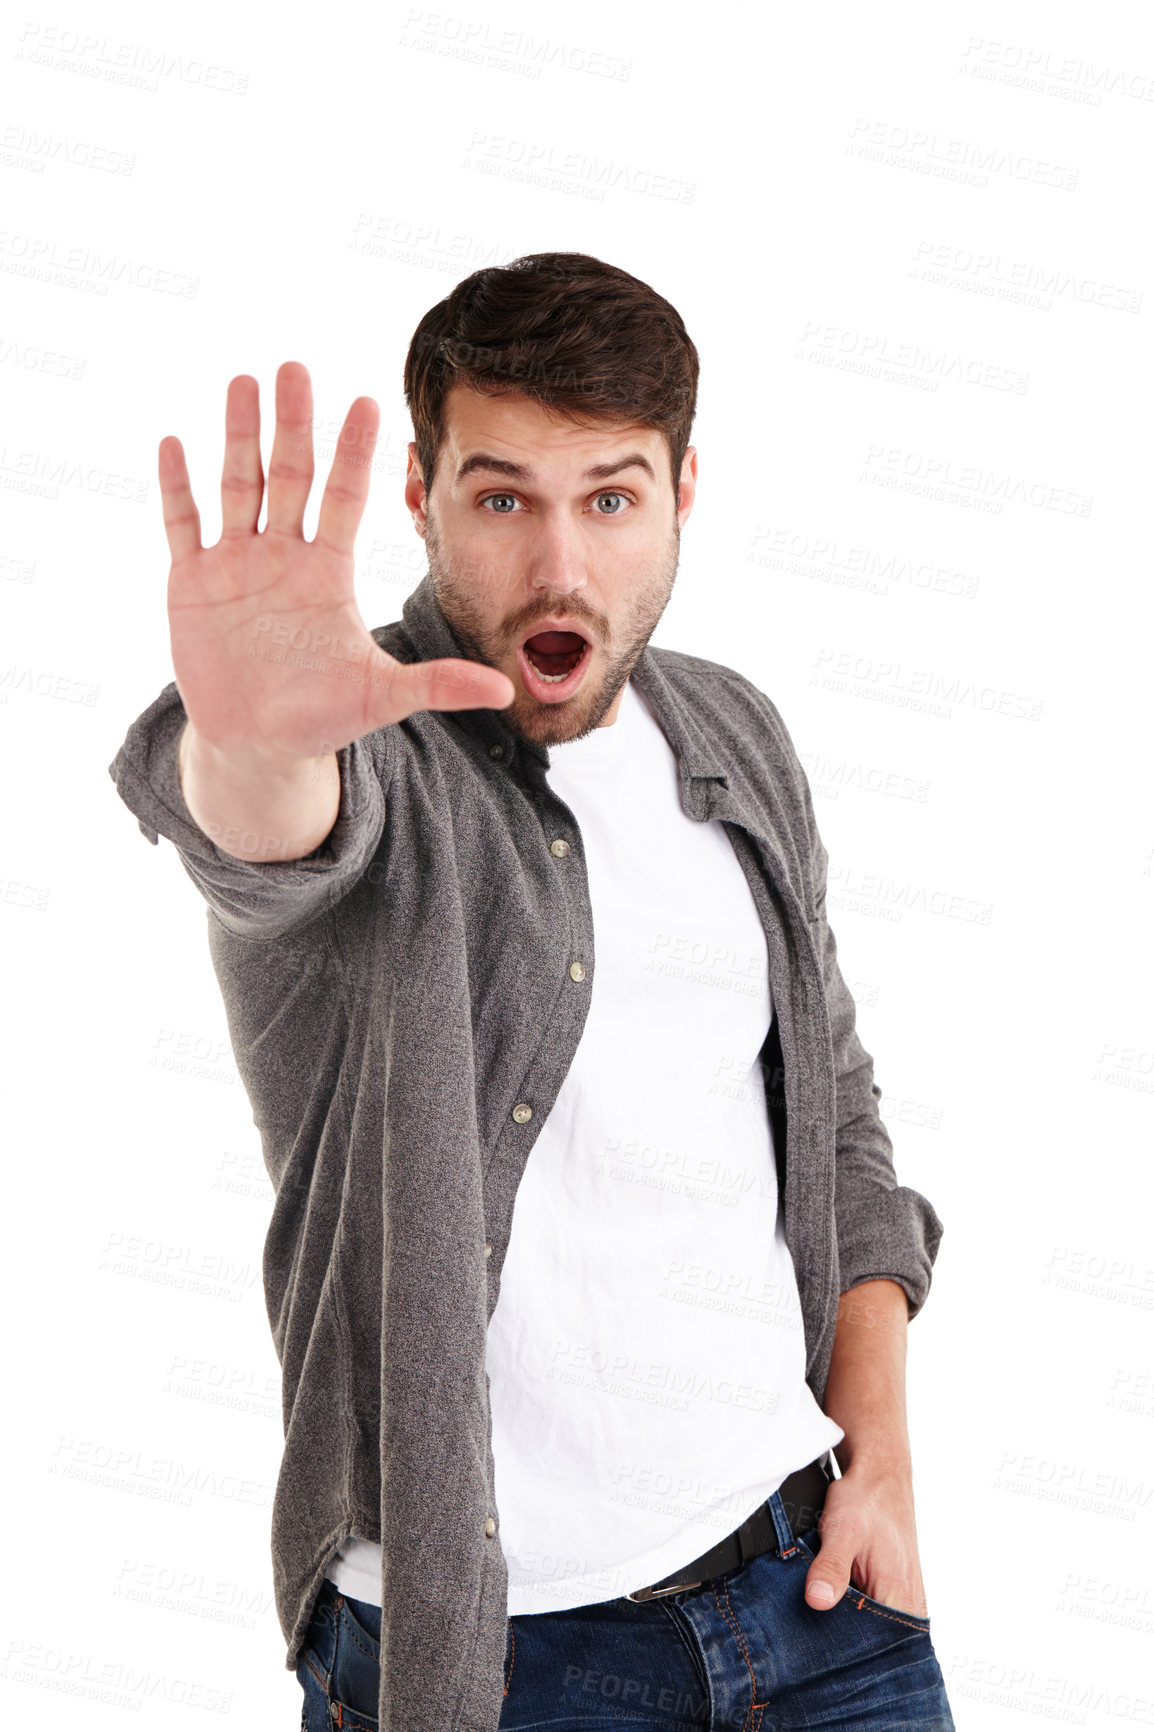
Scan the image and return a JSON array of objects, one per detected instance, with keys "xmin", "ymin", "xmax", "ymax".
[
  {"xmin": 517, "ymin": 629, "xmax": 593, "ymax": 702},
  {"xmin": 523, "ymin": 631, "xmax": 588, "ymax": 681}
]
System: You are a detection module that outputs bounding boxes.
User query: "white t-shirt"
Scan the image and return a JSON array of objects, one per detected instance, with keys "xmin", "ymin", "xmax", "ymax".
[{"xmin": 326, "ymin": 676, "xmax": 843, "ymax": 1612}]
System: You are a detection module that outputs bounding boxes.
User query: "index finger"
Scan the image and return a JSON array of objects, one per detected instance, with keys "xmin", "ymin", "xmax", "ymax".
[{"xmin": 313, "ymin": 397, "xmax": 380, "ymax": 557}]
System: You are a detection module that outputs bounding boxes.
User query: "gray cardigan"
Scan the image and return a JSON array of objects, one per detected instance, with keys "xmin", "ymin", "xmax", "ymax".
[{"xmin": 107, "ymin": 572, "xmax": 944, "ymax": 1732}]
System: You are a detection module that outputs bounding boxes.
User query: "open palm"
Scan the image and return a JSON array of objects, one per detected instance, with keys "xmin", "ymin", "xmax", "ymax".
[{"xmin": 160, "ymin": 361, "xmax": 513, "ymax": 764}]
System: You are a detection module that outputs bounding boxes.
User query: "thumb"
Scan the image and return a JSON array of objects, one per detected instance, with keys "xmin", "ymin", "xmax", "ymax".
[
  {"xmin": 804, "ymin": 1562, "xmax": 846, "ymax": 1611},
  {"xmin": 366, "ymin": 652, "xmax": 515, "ymax": 726}
]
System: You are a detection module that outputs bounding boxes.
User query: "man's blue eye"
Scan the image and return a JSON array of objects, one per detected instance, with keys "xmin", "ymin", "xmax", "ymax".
[{"xmin": 482, "ymin": 492, "xmax": 629, "ymax": 514}]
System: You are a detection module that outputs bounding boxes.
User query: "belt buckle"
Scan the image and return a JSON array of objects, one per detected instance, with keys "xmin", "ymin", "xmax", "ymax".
[{"xmin": 626, "ymin": 1578, "xmax": 702, "ymax": 1603}]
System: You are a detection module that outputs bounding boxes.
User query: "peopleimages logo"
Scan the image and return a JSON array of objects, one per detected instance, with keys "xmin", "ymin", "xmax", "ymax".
[
  {"xmin": 399, "ymin": 10, "xmax": 632, "ymax": 80},
  {"xmin": 794, "ymin": 320, "xmax": 1029, "ymax": 394},
  {"xmin": 0, "ymin": 122, "xmax": 135, "ymax": 175},
  {"xmin": 0, "ymin": 227, "xmax": 198, "ymax": 297},
  {"xmin": 746, "ymin": 525, "xmax": 979, "ymax": 601},
  {"xmin": 847, "ymin": 116, "xmax": 1079, "ymax": 190},
  {"xmin": 912, "ymin": 238, "xmax": 1143, "ymax": 314},
  {"xmin": 463, "ymin": 132, "xmax": 695, "ymax": 203},
  {"xmin": 810, "ymin": 646, "xmax": 1044, "ymax": 724},
  {"xmin": 959, "ymin": 35, "xmax": 1154, "ymax": 104},
  {"xmin": 859, "ymin": 444, "xmax": 1093, "ymax": 516},
  {"xmin": 16, "ymin": 22, "xmax": 249, "ymax": 94}
]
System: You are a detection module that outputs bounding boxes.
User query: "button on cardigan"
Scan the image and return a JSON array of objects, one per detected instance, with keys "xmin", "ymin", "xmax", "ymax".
[{"xmin": 106, "ymin": 572, "xmax": 944, "ymax": 1732}]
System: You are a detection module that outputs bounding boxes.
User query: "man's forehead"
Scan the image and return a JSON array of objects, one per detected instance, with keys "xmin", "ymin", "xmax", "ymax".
[{"xmin": 441, "ymin": 383, "xmax": 660, "ymax": 466}]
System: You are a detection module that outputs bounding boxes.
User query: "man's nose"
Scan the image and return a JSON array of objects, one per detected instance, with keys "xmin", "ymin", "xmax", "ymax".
[{"xmin": 527, "ymin": 514, "xmax": 589, "ymax": 595}]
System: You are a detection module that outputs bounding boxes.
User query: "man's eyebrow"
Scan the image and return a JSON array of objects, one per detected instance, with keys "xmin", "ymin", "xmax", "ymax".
[
  {"xmin": 454, "ymin": 452, "xmax": 657, "ymax": 484},
  {"xmin": 456, "ymin": 454, "xmax": 530, "ymax": 481},
  {"xmin": 583, "ymin": 454, "xmax": 656, "ymax": 483}
]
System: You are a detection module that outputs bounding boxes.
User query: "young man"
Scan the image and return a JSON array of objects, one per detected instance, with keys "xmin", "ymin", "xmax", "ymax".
[{"xmin": 108, "ymin": 253, "xmax": 954, "ymax": 1730}]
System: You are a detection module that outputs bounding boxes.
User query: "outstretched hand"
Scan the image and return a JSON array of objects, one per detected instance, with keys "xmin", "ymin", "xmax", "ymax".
[{"xmin": 159, "ymin": 360, "xmax": 514, "ymax": 765}]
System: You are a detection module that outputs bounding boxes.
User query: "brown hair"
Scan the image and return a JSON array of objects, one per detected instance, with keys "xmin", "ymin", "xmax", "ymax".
[{"xmin": 403, "ymin": 252, "xmax": 698, "ymax": 496}]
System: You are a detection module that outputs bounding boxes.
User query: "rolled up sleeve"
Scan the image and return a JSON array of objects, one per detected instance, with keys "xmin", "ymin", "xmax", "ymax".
[{"xmin": 106, "ymin": 679, "xmax": 388, "ymax": 941}]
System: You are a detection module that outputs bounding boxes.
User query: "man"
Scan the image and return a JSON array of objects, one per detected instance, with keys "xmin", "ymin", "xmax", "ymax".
[{"xmin": 108, "ymin": 252, "xmax": 954, "ymax": 1730}]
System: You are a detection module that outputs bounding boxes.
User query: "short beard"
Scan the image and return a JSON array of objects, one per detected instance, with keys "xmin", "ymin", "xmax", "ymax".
[{"xmin": 423, "ymin": 508, "xmax": 681, "ymax": 748}]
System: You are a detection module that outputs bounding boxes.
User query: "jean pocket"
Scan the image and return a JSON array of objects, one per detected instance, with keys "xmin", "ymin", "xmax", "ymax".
[
  {"xmin": 793, "ymin": 1525, "xmax": 931, "ymax": 1630},
  {"xmin": 329, "ymin": 1599, "xmax": 381, "ymax": 1728}
]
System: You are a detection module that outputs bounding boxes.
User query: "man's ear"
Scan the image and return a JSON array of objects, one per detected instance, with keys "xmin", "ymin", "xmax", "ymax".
[
  {"xmin": 404, "ymin": 442, "xmax": 428, "ymax": 537},
  {"xmin": 676, "ymin": 446, "xmax": 698, "ymax": 528}
]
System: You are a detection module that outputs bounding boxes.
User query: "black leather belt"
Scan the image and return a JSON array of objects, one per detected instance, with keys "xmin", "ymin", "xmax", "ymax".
[{"xmin": 626, "ymin": 1451, "xmax": 833, "ymax": 1602}]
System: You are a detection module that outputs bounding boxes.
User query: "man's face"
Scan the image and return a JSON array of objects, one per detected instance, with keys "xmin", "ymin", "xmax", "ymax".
[{"xmin": 403, "ymin": 385, "xmax": 697, "ymax": 747}]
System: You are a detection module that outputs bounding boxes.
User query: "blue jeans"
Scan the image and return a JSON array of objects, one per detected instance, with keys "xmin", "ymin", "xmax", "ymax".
[{"xmin": 296, "ymin": 1488, "xmax": 956, "ymax": 1729}]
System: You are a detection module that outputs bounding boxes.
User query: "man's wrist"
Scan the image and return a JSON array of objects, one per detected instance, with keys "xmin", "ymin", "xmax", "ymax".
[
  {"xmin": 179, "ymin": 718, "xmax": 326, "ymax": 783},
  {"xmin": 833, "ymin": 1438, "xmax": 913, "ymax": 1481}
]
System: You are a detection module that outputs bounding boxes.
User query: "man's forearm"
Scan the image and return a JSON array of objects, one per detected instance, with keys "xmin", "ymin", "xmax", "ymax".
[
  {"xmin": 823, "ymin": 1277, "xmax": 912, "ymax": 1476},
  {"xmin": 804, "ymin": 1277, "xmax": 929, "ymax": 1616}
]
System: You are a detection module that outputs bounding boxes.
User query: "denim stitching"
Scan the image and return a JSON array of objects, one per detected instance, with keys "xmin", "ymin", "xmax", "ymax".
[
  {"xmin": 315, "ymin": 1595, "xmax": 380, "ymax": 1729},
  {"xmin": 338, "ymin": 1605, "xmax": 380, "ymax": 1664},
  {"xmin": 849, "ymin": 1591, "xmax": 931, "ymax": 1631},
  {"xmin": 302, "ymin": 1650, "xmax": 329, "ymax": 1695},
  {"xmin": 794, "ymin": 1531, "xmax": 930, "ymax": 1629},
  {"xmin": 658, "ymin": 1595, "xmax": 714, "ymax": 1717},
  {"xmin": 712, "ymin": 1573, "xmax": 770, "ymax": 1729},
  {"xmin": 503, "ymin": 1617, "xmax": 515, "ymax": 1697}
]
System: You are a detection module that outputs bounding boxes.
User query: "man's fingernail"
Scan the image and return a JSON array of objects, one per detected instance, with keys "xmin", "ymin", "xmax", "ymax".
[{"xmin": 810, "ymin": 1581, "xmax": 836, "ymax": 1605}]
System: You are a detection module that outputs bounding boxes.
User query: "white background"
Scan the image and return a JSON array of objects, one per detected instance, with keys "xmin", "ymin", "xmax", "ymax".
[{"xmin": 2, "ymin": 0, "xmax": 1152, "ymax": 1725}]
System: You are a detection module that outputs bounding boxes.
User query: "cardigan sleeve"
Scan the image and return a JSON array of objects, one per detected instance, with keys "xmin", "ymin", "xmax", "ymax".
[
  {"xmin": 106, "ymin": 678, "xmax": 388, "ymax": 941},
  {"xmin": 716, "ymin": 663, "xmax": 947, "ymax": 1323},
  {"xmin": 805, "ymin": 808, "xmax": 946, "ymax": 1321}
]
